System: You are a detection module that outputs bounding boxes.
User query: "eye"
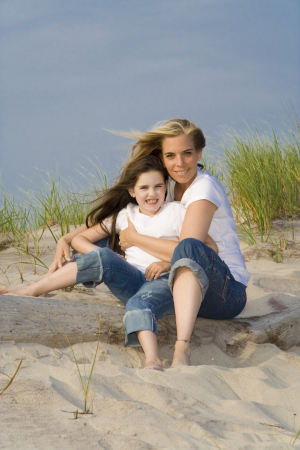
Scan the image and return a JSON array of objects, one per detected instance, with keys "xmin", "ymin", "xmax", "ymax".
[{"xmin": 184, "ymin": 151, "xmax": 192, "ymax": 156}]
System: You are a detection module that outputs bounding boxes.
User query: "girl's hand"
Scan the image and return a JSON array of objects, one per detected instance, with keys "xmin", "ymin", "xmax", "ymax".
[
  {"xmin": 48, "ymin": 238, "xmax": 72, "ymax": 274},
  {"xmin": 145, "ymin": 261, "xmax": 171, "ymax": 281},
  {"xmin": 119, "ymin": 218, "xmax": 137, "ymax": 251}
]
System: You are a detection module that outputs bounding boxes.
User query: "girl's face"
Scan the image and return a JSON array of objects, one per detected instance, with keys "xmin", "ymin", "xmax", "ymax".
[
  {"xmin": 162, "ymin": 134, "xmax": 202, "ymax": 188},
  {"xmin": 129, "ymin": 171, "xmax": 167, "ymax": 217}
]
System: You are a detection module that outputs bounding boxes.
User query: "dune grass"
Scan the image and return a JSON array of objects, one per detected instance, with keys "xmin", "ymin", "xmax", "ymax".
[
  {"xmin": 0, "ymin": 121, "xmax": 299, "ymax": 281},
  {"xmin": 0, "ymin": 163, "xmax": 108, "ymax": 278},
  {"xmin": 220, "ymin": 124, "xmax": 300, "ymax": 244}
]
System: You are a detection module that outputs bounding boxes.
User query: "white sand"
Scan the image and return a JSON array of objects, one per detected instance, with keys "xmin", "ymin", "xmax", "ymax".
[{"xmin": 1, "ymin": 227, "xmax": 300, "ymax": 449}]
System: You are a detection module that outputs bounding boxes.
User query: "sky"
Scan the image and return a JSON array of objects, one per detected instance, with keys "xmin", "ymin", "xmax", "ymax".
[{"xmin": 0, "ymin": 0, "xmax": 299, "ymax": 196}]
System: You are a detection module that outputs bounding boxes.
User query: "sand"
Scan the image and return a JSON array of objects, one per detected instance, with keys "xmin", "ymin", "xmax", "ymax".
[{"xmin": 0, "ymin": 226, "xmax": 300, "ymax": 449}]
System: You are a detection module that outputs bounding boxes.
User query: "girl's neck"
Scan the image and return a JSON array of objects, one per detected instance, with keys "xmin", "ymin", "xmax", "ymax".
[{"xmin": 138, "ymin": 205, "xmax": 163, "ymax": 217}]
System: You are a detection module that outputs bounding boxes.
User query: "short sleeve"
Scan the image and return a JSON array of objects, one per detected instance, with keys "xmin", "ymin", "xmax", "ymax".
[
  {"xmin": 115, "ymin": 208, "xmax": 128, "ymax": 233},
  {"xmin": 102, "ymin": 209, "xmax": 128, "ymax": 234},
  {"xmin": 184, "ymin": 175, "xmax": 222, "ymax": 209},
  {"xmin": 171, "ymin": 203, "xmax": 186, "ymax": 237}
]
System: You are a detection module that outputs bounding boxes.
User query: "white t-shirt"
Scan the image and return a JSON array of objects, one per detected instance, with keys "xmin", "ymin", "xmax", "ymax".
[
  {"xmin": 166, "ymin": 168, "xmax": 250, "ymax": 286},
  {"xmin": 104, "ymin": 202, "xmax": 186, "ymax": 273}
]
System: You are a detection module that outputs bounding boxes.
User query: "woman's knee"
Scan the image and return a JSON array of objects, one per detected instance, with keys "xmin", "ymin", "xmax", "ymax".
[
  {"xmin": 171, "ymin": 238, "xmax": 207, "ymax": 265},
  {"xmin": 169, "ymin": 239, "xmax": 210, "ymax": 296}
]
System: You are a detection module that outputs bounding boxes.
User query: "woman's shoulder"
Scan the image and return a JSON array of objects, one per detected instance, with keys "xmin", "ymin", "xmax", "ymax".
[
  {"xmin": 191, "ymin": 169, "xmax": 224, "ymax": 194},
  {"xmin": 182, "ymin": 169, "xmax": 225, "ymax": 208}
]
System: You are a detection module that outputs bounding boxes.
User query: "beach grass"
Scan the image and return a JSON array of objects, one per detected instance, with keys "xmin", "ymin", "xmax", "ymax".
[
  {"xmin": 0, "ymin": 121, "xmax": 299, "ymax": 281},
  {"xmin": 220, "ymin": 124, "xmax": 300, "ymax": 244},
  {"xmin": 0, "ymin": 163, "xmax": 108, "ymax": 278}
]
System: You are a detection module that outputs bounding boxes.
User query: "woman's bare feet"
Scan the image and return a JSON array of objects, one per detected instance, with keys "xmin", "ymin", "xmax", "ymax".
[
  {"xmin": 144, "ymin": 357, "xmax": 164, "ymax": 371},
  {"xmin": 171, "ymin": 340, "xmax": 191, "ymax": 367},
  {"xmin": 0, "ymin": 286, "xmax": 8, "ymax": 294}
]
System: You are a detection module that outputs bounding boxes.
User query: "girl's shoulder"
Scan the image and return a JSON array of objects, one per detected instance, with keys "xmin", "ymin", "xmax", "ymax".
[{"xmin": 162, "ymin": 200, "xmax": 185, "ymax": 208}]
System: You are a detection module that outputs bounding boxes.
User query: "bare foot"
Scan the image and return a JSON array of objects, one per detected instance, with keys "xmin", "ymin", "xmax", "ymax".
[
  {"xmin": 171, "ymin": 340, "xmax": 191, "ymax": 367},
  {"xmin": 144, "ymin": 358, "xmax": 164, "ymax": 371},
  {"xmin": 8, "ymin": 287, "xmax": 36, "ymax": 297},
  {"xmin": 0, "ymin": 286, "xmax": 8, "ymax": 294}
]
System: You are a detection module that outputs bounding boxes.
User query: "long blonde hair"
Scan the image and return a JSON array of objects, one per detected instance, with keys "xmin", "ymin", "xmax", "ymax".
[{"xmin": 111, "ymin": 118, "xmax": 206, "ymax": 170}]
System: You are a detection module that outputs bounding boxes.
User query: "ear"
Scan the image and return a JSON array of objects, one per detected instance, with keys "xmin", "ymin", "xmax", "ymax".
[
  {"xmin": 128, "ymin": 188, "xmax": 135, "ymax": 198},
  {"xmin": 197, "ymin": 149, "xmax": 203, "ymax": 161}
]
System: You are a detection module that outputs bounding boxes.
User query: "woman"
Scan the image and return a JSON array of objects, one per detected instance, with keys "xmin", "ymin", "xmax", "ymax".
[{"xmin": 50, "ymin": 119, "xmax": 250, "ymax": 367}]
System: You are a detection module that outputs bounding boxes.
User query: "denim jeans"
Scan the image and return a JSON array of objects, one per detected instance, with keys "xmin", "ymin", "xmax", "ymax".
[
  {"xmin": 74, "ymin": 247, "xmax": 174, "ymax": 346},
  {"xmin": 74, "ymin": 237, "xmax": 246, "ymax": 346},
  {"xmin": 168, "ymin": 238, "xmax": 247, "ymax": 320}
]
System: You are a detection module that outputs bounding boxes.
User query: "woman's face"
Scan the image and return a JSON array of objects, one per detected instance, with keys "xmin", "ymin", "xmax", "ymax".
[{"xmin": 162, "ymin": 134, "xmax": 202, "ymax": 187}]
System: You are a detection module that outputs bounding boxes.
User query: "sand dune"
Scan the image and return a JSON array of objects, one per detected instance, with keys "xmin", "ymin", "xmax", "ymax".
[{"xmin": 1, "ymin": 228, "xmax": 300, "ymax": 449}]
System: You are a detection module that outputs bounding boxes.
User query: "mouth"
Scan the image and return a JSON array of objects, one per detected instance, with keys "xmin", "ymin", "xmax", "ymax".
[
  {"xmin": 175, "ymin": 169, "xmax": 189, "ymax": 176},
  {"xmin": 146, "ymin": 199, "xmax": 159, "ymax": 205}
]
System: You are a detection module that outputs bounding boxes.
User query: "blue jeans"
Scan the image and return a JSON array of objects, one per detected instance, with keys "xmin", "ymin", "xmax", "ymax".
[
  {"xmin": 74, "ymin": 238, "xmax": 246, "ymax": 346},
  {"xmin": 74, "ymin": 247, "xmax": 174, "ymax": 346},
  {"xmin": 168, "ymin": 238, "xmax": 247, "ymax": 320}
]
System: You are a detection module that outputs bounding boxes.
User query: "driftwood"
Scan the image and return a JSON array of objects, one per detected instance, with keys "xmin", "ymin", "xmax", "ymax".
[{"xmin": 1, "ymin": 292, "xmax": 300, "ymax": 355}]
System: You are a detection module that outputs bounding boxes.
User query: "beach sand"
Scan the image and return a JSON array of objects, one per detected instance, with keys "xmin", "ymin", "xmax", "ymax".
[{"xmin": 0, "ymin": 226, "xmax": 300, "ymax": 449}]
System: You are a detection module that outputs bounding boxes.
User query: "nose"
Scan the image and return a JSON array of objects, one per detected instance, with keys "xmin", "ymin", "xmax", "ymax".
[
  {"xmin": 175, "ymin": 155, "xmax": 184, "ymax": 167},
  {"xmin": 148, "ymin": 187, "xmax": 155, "ymax": 196}
]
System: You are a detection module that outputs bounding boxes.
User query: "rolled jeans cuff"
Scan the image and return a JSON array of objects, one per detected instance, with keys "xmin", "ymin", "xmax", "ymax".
[
  {"xmin": 123, "ymin": 308, "xmax": 157, "ymax": 347},
  {"xmin": 74, "ymin": 249, "xmax": 102, "ymax": 287},
  {"xmin": 168, "ymin": 258, "xmax": 209, "ymax": 298}
]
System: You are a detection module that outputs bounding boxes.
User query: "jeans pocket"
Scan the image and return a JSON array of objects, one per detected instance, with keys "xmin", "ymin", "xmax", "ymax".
[{"xmin": 210, "ymin": 260, "xmax": 231, "ymax": 302}]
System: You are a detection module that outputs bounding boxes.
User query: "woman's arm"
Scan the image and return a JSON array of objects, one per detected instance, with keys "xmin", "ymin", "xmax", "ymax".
[
  {"xmin": 48, "ymin": 224, "xmax": 88, "ymax": 273},
  {"xmin": 71, "ymin": 225, "xmax": 109, "ymax": 254},
  {"xmin": 119, "ymin": 199, "xmax": 218, "ymax": 261},
  {"xmin": 179, "ymin": 200, "xmax": 217, "ymax": 241},
  {"xmin": 119, "ymin": 220, "xmax": 178, "ymax": 262}
]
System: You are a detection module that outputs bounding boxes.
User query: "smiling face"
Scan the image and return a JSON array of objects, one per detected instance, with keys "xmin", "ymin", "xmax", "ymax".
[
  {"xmin": 128, "ymin": 171, "xmax": 167, "ymax": 217},
  {"xmin": 162, "ymin": 134, "xmax": 202, "ymax": 189}
]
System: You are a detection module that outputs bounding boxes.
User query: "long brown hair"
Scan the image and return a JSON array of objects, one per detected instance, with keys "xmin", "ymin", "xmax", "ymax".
[{"xmin": 86, "ymin": 155, "xmax": 168, "ymax": 252}]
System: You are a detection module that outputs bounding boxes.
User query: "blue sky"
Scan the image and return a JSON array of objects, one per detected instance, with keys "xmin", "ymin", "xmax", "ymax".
[{"xmin": 1, "ymin": 0, "xmax": 299, "ymax": 194}]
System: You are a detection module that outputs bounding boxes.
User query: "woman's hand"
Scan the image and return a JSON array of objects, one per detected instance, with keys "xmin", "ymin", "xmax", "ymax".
[
  {"xmin": 145, "ymin": 261, "xmax": 171, "ymax": 281},
  {"xmin": 48, "ymin": 238, "xmax": 72, "ymax": 274},
  {"xmin": 119, "ymin": 218, "xmax": 137, "ymax": 251}
]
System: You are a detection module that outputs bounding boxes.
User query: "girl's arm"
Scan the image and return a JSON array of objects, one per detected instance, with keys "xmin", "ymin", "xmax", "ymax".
[
  {"xmin": 119, "ymin": 200, "xmax": 218, "ymax": 261},
  {"xmin": 48, "ymin": 224, "xmax": 88, "ymax": 273},
  {"xmin": 71, "ymin": 225, "xmax": 109, "ymax": 254}
]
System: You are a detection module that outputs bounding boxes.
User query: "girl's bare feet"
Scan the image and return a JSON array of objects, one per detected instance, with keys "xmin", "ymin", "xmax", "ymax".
[
  {"xmin": 0, "ymin": 286, "xmax": 8, "ymax": 294},
  {"xmin": 171, "ymin": 340, "xmax": 191, "ymax": 367}
]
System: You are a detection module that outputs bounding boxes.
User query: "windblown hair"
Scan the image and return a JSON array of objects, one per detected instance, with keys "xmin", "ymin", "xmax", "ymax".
[
  {"xmin": 86, "ymin": 155, "xmax": 168, "ymax": 252},
  {"xmin": 111, "ymin": 118, "xmax": 206, "ymax": 171}
]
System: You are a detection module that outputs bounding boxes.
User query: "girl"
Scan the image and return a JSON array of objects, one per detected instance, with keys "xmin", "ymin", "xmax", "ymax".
[{"xmin": 2, "ymin": 155, "xmax": 218, "ymax": 371}]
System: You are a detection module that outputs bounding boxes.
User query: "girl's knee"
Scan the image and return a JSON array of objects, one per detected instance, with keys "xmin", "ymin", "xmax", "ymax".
[{"xmin": 126, "ymin": 296, "xmax": 151, "ymax": 314}]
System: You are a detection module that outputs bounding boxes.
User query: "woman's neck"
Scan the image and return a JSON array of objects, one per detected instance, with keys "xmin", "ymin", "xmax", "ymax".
[{"xmin": 174, "ymin": 172, "xmax": 198, "ymax": 201}]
